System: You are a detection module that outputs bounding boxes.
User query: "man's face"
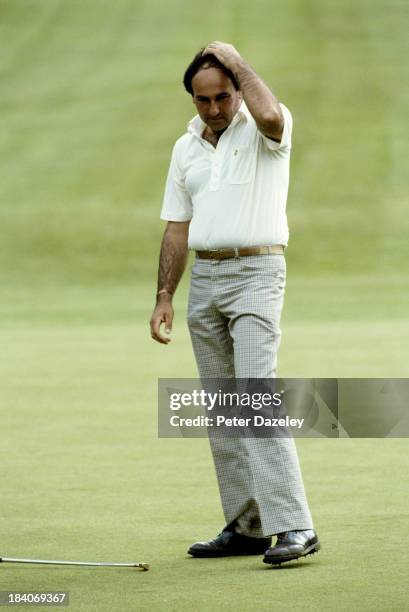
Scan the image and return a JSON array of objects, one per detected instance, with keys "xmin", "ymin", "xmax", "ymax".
[{"xmin": 191, "ymin": 66, "xmax": 243, "ymax": 133}]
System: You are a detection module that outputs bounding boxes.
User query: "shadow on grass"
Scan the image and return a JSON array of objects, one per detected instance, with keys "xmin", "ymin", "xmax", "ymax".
[{"xmin": 186, "ymin": 554, "xmax": 323, "ymax": 572}]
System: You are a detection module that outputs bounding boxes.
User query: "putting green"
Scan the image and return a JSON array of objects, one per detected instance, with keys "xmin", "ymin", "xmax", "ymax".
[{"xmin": 1, "ymin": 285, "xmax": 409, "ymax": 611}]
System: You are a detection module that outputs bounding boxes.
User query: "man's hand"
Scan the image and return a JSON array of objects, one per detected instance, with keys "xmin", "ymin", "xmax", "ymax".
[
  {"xmin": 204, "ymin": 41, "xmax": 284, "ymax": 142},
  {"xmin": 150, "ymin": 294, "xmax": 174, "ymax": 345},
  {"xmin": 202, "ymin": 41, "xmax": 243, "ymax": 74},
  {"xmin": 150, "ymin": 220, "xmax": 189, "ymax": 345}
]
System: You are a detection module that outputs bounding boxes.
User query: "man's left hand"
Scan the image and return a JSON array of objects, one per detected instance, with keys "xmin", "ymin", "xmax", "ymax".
[{"xmin": 202, "ymin": 41, "xmax": 243, "ymax": 73}]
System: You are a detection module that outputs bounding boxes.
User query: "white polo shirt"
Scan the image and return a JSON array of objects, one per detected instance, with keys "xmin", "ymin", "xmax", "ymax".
[{"xmin": 160, "ymin": 101, "xmax": 292, "ymax": 249}]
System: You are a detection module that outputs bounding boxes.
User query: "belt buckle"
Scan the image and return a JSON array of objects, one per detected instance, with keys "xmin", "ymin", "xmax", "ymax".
[{"xmin": 209, "ymin": 249, "xmax": 220, "ymax": 260}]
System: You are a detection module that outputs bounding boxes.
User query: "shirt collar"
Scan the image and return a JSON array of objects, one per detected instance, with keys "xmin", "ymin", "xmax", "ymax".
[{"xmin": 187, "ymin": 100, "xmax": 251, "ymax": 137}]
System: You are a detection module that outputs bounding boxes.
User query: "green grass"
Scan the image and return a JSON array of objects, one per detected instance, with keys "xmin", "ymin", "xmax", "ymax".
[
  {"xmin": 1, "ymin": 0, "xmax": 408, "ymax": 284},
  {"xmin": 1, "ymin": 284, "xmax": 409, "ymax": 611},
  {"xmin": 1, "ymin": 0, "xmax": 409, "ymax": 610}
]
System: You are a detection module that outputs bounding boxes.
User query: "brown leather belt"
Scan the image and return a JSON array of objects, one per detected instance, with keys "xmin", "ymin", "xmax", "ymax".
[{"xmin": 195, "ymin": 245, "xmax": 284, "ymax": 260}]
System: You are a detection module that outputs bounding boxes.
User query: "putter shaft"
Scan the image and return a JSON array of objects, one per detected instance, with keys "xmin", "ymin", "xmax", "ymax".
[{"xmin": 0, "ymin": 557, "xmax": 149, "ymax": 570}]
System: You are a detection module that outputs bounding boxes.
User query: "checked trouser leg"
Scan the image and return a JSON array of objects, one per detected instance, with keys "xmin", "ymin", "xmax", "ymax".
[{"xmin": 187, "ymin": 255, "xmax": 313, "ymax": 537}]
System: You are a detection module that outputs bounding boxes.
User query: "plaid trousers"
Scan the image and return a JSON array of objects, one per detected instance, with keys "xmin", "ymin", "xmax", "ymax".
[{"xmin": 187, "ymin": 254, "xmax": 314, "ymax": 537}]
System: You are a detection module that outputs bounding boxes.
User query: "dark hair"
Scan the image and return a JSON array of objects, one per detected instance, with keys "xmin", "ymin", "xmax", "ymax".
[{"xmin": 183, "ymin": 48, "xmax": 240, "ymax": 95}]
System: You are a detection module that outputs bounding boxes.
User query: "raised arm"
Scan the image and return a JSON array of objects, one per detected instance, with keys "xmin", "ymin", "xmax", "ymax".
[
  {"xmin": 203, "ymin": 41, "xmax": 284, "ymax": 142},
  {"xmin": 150, "ymin": 220, "xmax": 190, "ymax": 344}
]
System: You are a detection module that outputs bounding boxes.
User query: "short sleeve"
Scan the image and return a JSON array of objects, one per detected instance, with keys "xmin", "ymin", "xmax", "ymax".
[
  {"xmin": 160, "ymin": 139, "xmax": 193, "ymax": 221},
  {"xmin": 259, "ymin": 103, "xmax": 292, "ymax": 153}
]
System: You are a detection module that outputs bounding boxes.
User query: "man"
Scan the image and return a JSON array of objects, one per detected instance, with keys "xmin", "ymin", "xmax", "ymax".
[{"xmin": 150, "ymin": 41, "xmax": 320, "ymax": 566}]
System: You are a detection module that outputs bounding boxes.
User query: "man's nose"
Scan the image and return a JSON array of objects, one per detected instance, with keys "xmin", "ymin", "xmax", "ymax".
[{"xmin": 209, "ymin": 100, "xmax": 221, "ymax": 116}]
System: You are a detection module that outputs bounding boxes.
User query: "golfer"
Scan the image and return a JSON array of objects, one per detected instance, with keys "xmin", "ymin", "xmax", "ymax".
[{"xmin": 150, "ymin": 42, "xmax": 320, "ymax": 565}]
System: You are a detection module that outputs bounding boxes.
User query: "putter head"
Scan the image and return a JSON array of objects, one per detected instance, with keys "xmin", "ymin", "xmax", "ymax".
[{"xmin": 137, "ymin": 562, "xmax": 150, "ymax": 571}]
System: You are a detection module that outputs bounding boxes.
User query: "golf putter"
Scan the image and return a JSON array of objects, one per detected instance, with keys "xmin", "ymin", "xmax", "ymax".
[{"xmin": 0, "ymin": 556, "xmax": 149, "ymax": 570}]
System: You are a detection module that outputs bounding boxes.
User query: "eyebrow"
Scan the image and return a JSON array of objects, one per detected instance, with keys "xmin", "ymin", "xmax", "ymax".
[{"xmin": 195, "ymin": 92, "xmax": 231, "ymax": 101}]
